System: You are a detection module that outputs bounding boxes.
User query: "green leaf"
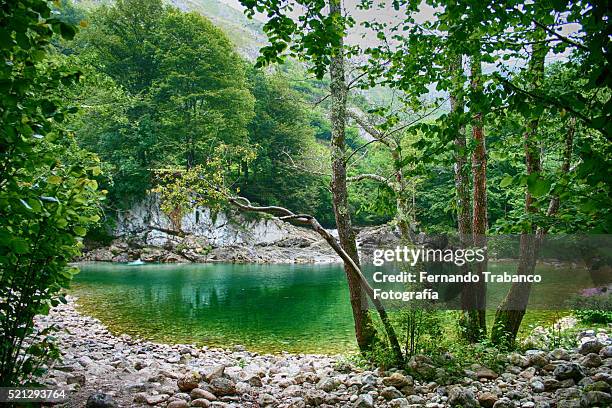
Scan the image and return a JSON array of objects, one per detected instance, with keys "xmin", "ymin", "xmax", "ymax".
[
  {"xmin": 527, "ymin": 175, "xmax": 551, "ymax": 197},
  {"xmin": 12, "ymin": 239, "xmax": 29, "ymax": 254},
  {"xmin": 59, "ymin": 22, "xmax": 77, "ymax": 40},
  {"xmin": 500, "ymin": 175, "xmax": 514, "ymax": 188},
  {"xmin": 47, "ymin": 175, "xmax": 62, "ymax": 185},
  {"xmin": 73, "ymin": 226, "xmax": 86, "ymax": 236}
]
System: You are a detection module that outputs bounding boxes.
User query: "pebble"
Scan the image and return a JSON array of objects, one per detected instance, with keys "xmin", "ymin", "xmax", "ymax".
[{"xmin": 32, "ymin": 298, "xmax": 612, "ymax": 408}]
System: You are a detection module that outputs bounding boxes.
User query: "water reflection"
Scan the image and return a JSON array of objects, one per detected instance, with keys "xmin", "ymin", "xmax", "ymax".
[{"xmin": 73, "ymin": 263, "xmax": 356, "ymax": 353}]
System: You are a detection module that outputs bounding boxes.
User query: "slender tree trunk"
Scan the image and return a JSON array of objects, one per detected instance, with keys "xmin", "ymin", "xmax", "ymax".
[
  {"xmin": 227, "ymin": 194, "xmax": 404, "ymax": 364},
  {"xmin": 391, "ymin": 149, "xmax": 414, "ymax": 242},
  {"xmin": 328, "ymin": 0, "xmax": 377, "ymax": 354},
  {"xmin": 450, "ymin": 55, "xmax": 471, "ymax": 245},
  {"xmin": 491, "ymin": 118, "xmax": 576, "ymax": 346},
  {"xmin": 491, "ymin": 36, "xmax": 549, "ymax": 347},
  {"xmin": 449, "ymin": 54, "xmax": 481, "ymax": 341},
  {"xmin": 469, "ymin": 53, "xmax": 488, "ymax": 340}
]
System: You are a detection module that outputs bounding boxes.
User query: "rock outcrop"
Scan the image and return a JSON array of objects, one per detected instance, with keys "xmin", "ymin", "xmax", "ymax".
[
  {"xmin": 80, "ymin": 196, "xmax": 408, "ymax": 264},
  {"xmin": 80, "ymin": 196, "xmax": 343, "ymax": 264}
]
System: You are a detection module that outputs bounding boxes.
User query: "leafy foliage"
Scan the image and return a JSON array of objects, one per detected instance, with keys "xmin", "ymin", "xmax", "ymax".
[
  {"xmin": 70, "ymin": 0, "xmax": 254, "ymax": 205},
  {"xmin": 0, "ymin": 0, "xmax": 104, "ymax": 385}
]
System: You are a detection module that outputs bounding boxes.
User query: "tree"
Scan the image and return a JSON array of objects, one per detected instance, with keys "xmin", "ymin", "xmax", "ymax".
[
  {"xmin": 240, "ymin": 70, "xmax": 334, "ymax": 225},
  {"xmin": 70, "ymin": 0, "xmax": 254, "ymax": 204},
  {"xmin": 239, "ymin": 0, "xmax": 405, "ymax": 361},
  {"xmin": 0, "ymin": 0, "xmax": 104, "ymax": 385},
  {"xmin": 152, "ymin": 9, "xmax": 254, "ymax": 168}
]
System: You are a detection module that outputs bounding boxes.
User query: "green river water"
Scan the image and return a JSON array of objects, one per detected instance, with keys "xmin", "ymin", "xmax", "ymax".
[{"xmin": 71, "ymin": 262, "xmax": 582, "ymax": 354}]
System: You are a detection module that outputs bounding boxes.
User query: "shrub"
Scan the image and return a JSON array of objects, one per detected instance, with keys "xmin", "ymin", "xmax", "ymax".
[
  {"xmin": 0, "ymin": 1, "xmax": 104, "ymax": 386},
  {"xmin": 569, "ymin": 290, "xmax": 612, "ymax": 324}
]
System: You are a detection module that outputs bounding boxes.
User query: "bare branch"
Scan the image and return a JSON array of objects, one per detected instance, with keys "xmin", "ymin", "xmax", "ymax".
[
  {"xmin": 281, "ymin": 150, "xmax": 331, "ymax": 178},
  {"xmin": 346, "ymin": 71, "xmax": 368, "ymax": 90},
  {"xmin": 347, "ymin": 108, "xmax": 387, "ymax": 142},
  {"xmin": 313, "ymin": 93, "xmax": 331, "ymax": 107},
  {"xmin": 532, "ymin": 19, "xmax": 589, "ymax": 52},
  {"xmin": 149, "ymin": 226, "xmax": 185, "ymax": 237},
  {"xmin": 385, "ymin": 96, "xmax": 450, "ymax": 137},
  {"xmin": 344, "ymin": 138, "xmax": 381, "ymax": 165},
  {"xmin": 225, "ymin": 194, "xmax": 387, "ymax": 321}
]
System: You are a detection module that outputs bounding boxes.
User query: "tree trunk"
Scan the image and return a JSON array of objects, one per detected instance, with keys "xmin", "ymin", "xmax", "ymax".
[
  {"xmin": 328, "ymin": 0, "xmax": 377, "ymax": 354},
  {"xmin": 449, "ymin": 54, "xmax": 481, "ymax": 341},
  {"xmin": 491, "ymin": 35, "xmax": 549, "ymax": 347},
  {"xmin": 391, "ymin": 149, "xmax": 414, "ymax": 242},
  {"xmin": 469, "ymin": 53, "xmax": 488, "ymax": 340}
]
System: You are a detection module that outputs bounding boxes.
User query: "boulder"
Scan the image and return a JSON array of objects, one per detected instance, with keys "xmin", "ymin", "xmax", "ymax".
[
  {"xmin": 584, "ymin": 381, "xmax": 611, "ymax": 393},
  {"xmin": 531, "ymin": 379, "xmax": 545, "ymax": 393},
  {"xmin": 144, "ymin": 394, "xmax": 169, "ymax": 405},
  {"xmin": 407, "ymin": 355, "xmax": 437, "ymax": 379},
  {"xmin": 209, "ymin": 377, "xmax": 236, "ymax": 396},
  {"xmin": 177, "ymin": 372, "xmax": 201, "ymax": 392},
  {"xmin": 258, "ymin": 393, "xmax": 279, "ymax": 407},
  {"xmin": 581, "ymin": 353, "xmax": 602, "ymax": 367},
  {"xmin": 166, "ymin": 401, "xmax": 189, "ymax": 408},
  {"xmin": 478, "ymin": 392, "xmax": 498, "ymax": 408},
  {"xmin": 526, "ymin": 350, "xmax": 549, "ymax": 367},
  {"xmin": 247, "ymin": 374, "xmax": 263, "ymax": 387},
  {"xmin": 553, "ymin": 363, "xmax": 585, "ymax": 381},
  {"xmin": 508, "ymin": 353, "xmax": 529, "ymax": 368},
  {"xmin": 190, "ymin": 399, "xmax": 211, "ymax": 407},
  {"xmin": 476, "ymin": 366, "xmax": 498, "ymax": 380},
  {"xmin": 388, "ymin": 398, "xmax": 410, "ymax": 408},
  {"xmin": 580, "ymin": 391, "xmax": 612, "ymax": 407},
  {"xmin": 448, "ymin": 386, "xmax": 479, "ymax": 408},
  {"xmin": 316, "ymin": 377, "xmax": 340, "ymax": 392},
  {"xmin": 556, "ymin": 400, "xmax": 581, "ymax": 408},
  {"xmin": 550, "ymin": 348, "xmax": 570, "ymax": 361},
  {"xmin": 202, "ymin": 365, "xmax": 225, "ymax": 382},
  {"xmin": 381, "ymin": 386, "xmax": 403, "ymax": 400},
  {"xmin": 492, "ymin": 398, "xmax": 513, "ymax": 408},
  {"xmin": 600, "ymin": 345, "xmax": 612, "ymax": 358},
  {"xmin": 352, "ymin": 394, "xmax": 374, "ymax": 408},
  {"xmin": 85, "ymin": 393, "xmax": 118, "ymax": 408},
  {"xmin": 579, "ymin": 340, "xmax": 604, "ymax": 355},
  {"xmin": 304, "ymin": 389, "xmax": 327, "ymax": 406},
  {"xmin": 382, "ymin": 372, "xmax": 413, "ymax": 388},
  {"xmin": 361, "ymin": 373, "xmax": 377, "ymax": 387},
  {"xmin": 190, "ymin": 388, "xmax": 217, "ymax": 401}
]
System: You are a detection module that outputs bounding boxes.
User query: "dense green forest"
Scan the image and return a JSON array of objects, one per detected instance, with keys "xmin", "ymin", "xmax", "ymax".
[
  {"xmin": 30, "ymin": 0, "xmax": 610, "ymax": 236},
  {"xmin": 1, "ymin": 0, "xmax": 610, "ymax": 388}
]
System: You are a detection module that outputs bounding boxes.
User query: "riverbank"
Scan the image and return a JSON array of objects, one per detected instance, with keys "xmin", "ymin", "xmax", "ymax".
[
  {"xmin": 37, "ymin": 298, "xmax": 611, "ymax": 408},
  {"xmin": 79, "ymin": 200, "xmax": 401, "ymax": 264},
  {"xmin": 78, "ymin": 224, "xmax": 399, "ymax": 264}
]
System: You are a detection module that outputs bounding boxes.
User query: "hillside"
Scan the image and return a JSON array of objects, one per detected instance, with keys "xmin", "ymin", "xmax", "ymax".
[
  {"xmin": 73, "ymin": 0, "xmax": 266, "ymax": 58},
  {"xmin": 168, "ymin": 0, "xmax": 266, "ymax": 58}
]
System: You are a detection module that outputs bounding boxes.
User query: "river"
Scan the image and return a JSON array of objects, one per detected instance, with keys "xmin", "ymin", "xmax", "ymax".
[{"xmin": 71, "ymin": 262, "xmax": 580, "ymax": 353}]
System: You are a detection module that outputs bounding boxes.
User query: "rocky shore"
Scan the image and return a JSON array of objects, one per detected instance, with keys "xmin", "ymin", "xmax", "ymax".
[
  {"xmin": 78, "ymin": 224, "xmax": 400, "ymax": 264},
  {"xmin": 37, "ymin": 299, "xmax": 612, "ymax": 408}
]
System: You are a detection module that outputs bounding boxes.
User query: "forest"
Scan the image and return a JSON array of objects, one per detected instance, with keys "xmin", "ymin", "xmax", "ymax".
[{"xmin": 1, "ymin": 0, "xmax": 611, "ymax": 404}]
